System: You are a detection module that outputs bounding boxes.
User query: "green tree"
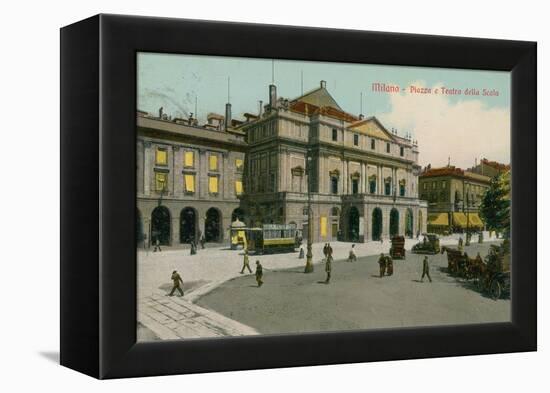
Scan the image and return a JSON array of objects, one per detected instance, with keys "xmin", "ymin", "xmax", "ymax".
[{"xmin": 480, "ymin": 171, "xmax": 510, "ymax": 238}]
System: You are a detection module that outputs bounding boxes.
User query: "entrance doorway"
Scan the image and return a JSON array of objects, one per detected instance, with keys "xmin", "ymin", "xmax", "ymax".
[
  {"xmin": 180, "ymin": 207, "xmax": 197, "ymax": 243},
  {"xmin": 390, "ymin": 208, "xmax": 399, "ymax": 237},
  {"xmin": 151, "ymin": 206, "xmax": 171, "ymax": 245},
  {"xmin": 205, "ymin": 208, "xmax": 222, "ymax": 242},
  {"xmin": 372, "ymin": 208, "xmax": 382, "ymax": 241}
]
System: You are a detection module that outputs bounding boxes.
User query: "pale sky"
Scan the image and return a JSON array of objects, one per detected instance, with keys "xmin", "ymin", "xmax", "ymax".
[{"xmin": 137, "ymin": 52, "xmax": 510, "ymax": 169}]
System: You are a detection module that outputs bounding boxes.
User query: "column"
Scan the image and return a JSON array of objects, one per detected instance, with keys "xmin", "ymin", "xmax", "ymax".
[
  {"xmin": 199, "ymin": 148, "xmax": 207, "ymax": 198},
  {"xmin": 222, "ymin": 151, "xmax": 229, "ymax": 199},
  {"xmin": 360, "ymin": 162, "xmax": 366, "ymax": 194},
  {"xmin": 346, "ymin": 160, "xmax": 350, "ymax": 194},
  {"xmin": 143, "ymin": 141, "xmax": 152, "ymax": 196},
  {"xmin": 377, "ymin": 165, "xmax": 382, "ymax": 195},
  {"xmin": 171, "ymin": 216, "xmax": 180, "ymax": 246},
  {"xmin": 342, "ymin": 159, "xmax": 348, "ymax": 194},
  {"xmin": 137, "ymin": 140, "xmax": 144, "ymax": 195},
  {"xmin": 172, "ymin": 146, "xmax": 181, "ymax": 197}
]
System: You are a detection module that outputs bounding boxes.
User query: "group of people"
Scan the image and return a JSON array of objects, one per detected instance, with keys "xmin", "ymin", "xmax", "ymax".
[
  {"xmin": 239, "ymin": 249, "xmax": 263, "ymax": 286},
  {"xmin": 167, "ymin": 241, "xmax": 435, "ymax": 297},
  {"xmin": 377, "ymin": 253, "xmax": 394, "ymax": 277}
]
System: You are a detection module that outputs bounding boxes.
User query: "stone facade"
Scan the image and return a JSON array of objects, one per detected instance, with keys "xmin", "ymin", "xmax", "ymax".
[
  {"xmin": 240, "ymin": 81, "xmax": 428, "ymax": 243},
  {"xmin": 137, "ymin": 115, "xmax": 247, "ymax": 246}
]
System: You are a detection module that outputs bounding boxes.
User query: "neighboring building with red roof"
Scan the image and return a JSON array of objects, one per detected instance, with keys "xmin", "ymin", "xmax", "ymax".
[{"xmin": 419, "ymin": 165, "xmax": 492, "ymax": 233}]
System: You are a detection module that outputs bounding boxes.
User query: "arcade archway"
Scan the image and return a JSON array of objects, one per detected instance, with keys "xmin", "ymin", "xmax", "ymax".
[
  {"xmin": 151, "ymin": 206, "xmax": 171, "ymax": 245},
  {"xmin": 372, "ymin": 208, "xmax": 383, "ymax": 241},
  {"xmin": 405, "ymin": 208, "xmax": 414, "ymax": 238},
  {"xmin": 348, "ymin": 206, "xmax": 360, "ymax": 241},
  {"xmin": 205, "ymin": 207, "xmax": 222, "ymax": 242},
  {"xmin": 390, "ymin": 208, "xmax": 399, "ymax": 237},
  {"xmin": 180, "ymin": 207, "xmax": 197, "ymax": 243}
]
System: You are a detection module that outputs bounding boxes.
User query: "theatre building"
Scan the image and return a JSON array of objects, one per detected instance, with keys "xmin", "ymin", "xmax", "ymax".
[
  {"xmin": 240, "ymin": 81, "xmax": 428, "ymax": 243},
  {"xmin": 419, "ymin": 166, "xmax": 491, "ymax": 233},
  {"xmin": 136, "ymin": 110, "xmax": 247, "ymax": 247}
]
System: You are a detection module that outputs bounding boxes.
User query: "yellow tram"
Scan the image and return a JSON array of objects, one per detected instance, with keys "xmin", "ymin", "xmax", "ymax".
[{"xmin": 230, "ymin": 222, "xmax": 300, "ymax": 254}]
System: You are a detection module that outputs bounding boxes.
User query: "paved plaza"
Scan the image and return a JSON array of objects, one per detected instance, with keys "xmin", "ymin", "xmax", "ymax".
[{"xmin": 137, "ymin": 233, "xmax": 509, "ymax": 340}]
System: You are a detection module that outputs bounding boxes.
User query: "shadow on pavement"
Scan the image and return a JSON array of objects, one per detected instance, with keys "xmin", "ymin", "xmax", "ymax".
[{"xmin": 38, "ymin": 351, "xmax": 59, "ymax": 364}]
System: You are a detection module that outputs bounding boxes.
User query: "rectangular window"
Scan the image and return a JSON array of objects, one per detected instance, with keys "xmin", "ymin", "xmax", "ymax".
[
  {"xmin": 235, "ymin": 158, "xmax": 244, "ymax": 171},
  {"xmin": 331, "ymin": 177, "xmax": 339, "ymax": 194},
  {"xmin": 184, "ymin": 174, "xmax": 195, "ymax": 193},
  {"xmin": 332, "ymin": 128, "xmax": 338, "ymax": 141},
  {"xmin": 208, "ymin": 176, "xmax": 219, "ymax": 194},
  {"xmin": 386, "ymin": 143, "xmax": 391, "ymax": 153},
  {"xmin": 331, "ymin": 223, "xmax": 338, "ymax": 238},
  {"xmin": 353, "ymin": 134, "xmax": 359, "ymax": 146},
  {"xmin": 155, "ymin": 172, "xmax": 167, "ymax": 191},
  {"xmin": 385, "ymin": 182, "xmax": 391, "ymax": 196},
  {"xmin": 320, "ymin": 216, "xmax": 327, "ymax": 238},
  {"xmin": 155, "ymin": 148, "xmax": 167, "ymax": 165},
  {"xmin": 352, "ymin": 179, "xmax": 359, "ymax": 194},
  {"xmin": 369, "ymin": 180, "xmax": 376, "ymax": 194},
  {"xmin": 371, "ymin": 139, "xmax": 376, "ymax": 150},
  {"xmin": 235, "ymin": 180, "xmax": 243, "ymax": 195},
  {"xmin": 184, "ymin": 151, "xmax": 194, "ymax": 167},
  {"xmin": 400, "ymin": 146, "xmax": 404, "ymax": 157},
  {"xmin": 209, "ymin": 154, "xmax": 218, "ymax": 171},
  {"xmin": 400, "ymin": 184, "xmax": 405, "ymax": 197}
]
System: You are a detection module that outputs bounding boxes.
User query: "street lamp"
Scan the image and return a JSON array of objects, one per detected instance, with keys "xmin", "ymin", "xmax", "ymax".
[{"xmin": 304, "ymin": 154, "xmax": 314, "ymax": 273}]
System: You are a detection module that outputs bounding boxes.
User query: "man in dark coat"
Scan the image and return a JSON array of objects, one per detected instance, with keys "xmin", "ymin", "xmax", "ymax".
[
  {"xmin": 378, "ymin": 253, "xmax": 386, "ymax": 277},
  {"xmin": 255, "ymin": 261, "xmax": 264, "ymax": 287},
  {"xmin": 168, "ymin": 270, "xmax": 184, "ymax": 296},
  {"xmin": 421, "ymin": 256, "xmax": 432, "ymax": 283},
  {"xmin": 325, "ymin": 255, "xmax": 332, "ymax": 284}
]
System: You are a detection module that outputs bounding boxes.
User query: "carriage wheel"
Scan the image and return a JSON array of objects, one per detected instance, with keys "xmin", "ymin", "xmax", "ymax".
[
  {"xmin": 490, "ymin": 280, "xmax": 502, "ymax": 300},
  {"xmin": 476, "ymin": 277, "xmax": 485, "ymax": 292}
]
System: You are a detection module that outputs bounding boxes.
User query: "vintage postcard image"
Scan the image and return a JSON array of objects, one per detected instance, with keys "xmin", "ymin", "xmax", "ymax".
[{"xmin": 136, "ymin": 53, "xmax": 511, "ymax": 341}]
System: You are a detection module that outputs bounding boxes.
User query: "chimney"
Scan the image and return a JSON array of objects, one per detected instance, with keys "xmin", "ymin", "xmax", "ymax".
[
  {"xmin": 269, "ymin": 84, "xmax": 277, "ymax": 110},
  {"xmin": 258, "ymin": 100, "xmax": 263, "ymax": 117},
  {"xmin": 320, "ymin": 80, "xmax": 326, "ymax": 88},
  {"xmin": 225, "ymin": 103, "xmax": 232, "ymax": 130}
]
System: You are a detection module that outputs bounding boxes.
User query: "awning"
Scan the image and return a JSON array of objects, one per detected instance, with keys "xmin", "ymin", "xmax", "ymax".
[
  {"xmin": 452, "ymin": 212, "xmax": 483, "ymax": 228},
  {"xmin": 452, "ymin": 212, "xmax": 468, "ymax": 228},
  {"xmin": 467, "ymin": 213, "xmax": 484, "ymax": 228},
  {"xmin": 428, "ymin": 213, "xmax": 449, "ymax": 226}
]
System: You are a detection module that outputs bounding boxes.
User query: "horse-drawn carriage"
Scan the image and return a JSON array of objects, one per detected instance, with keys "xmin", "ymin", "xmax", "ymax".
[
  {"xmin": 441, "ymin": 246, "xmax": 483, "ymax": 279},
  {"xmin": 390, "ymin": 236, "xmax": 406, "ymax": 259},
  {"xmin": 476, "ymin": 241, "xmax": 511, "ymax": 300}
]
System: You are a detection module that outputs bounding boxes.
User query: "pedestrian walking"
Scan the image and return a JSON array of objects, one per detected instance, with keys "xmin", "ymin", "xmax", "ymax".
[
  {"xmin": 458, "ymin": 236, "xmax": 464, "ymax": 253},
  {"xmin": 190, "ymin": 240, "xmax": 197, "ymax": 255},
  {"xmin": 325, "ymin": 255, "xmax": 332, "ymax": 284},
  {"xmin": 168, "ymin": 270, "xmax": 184, "ymax": 296},
  {"xmin": 153, "ymin": 238, "xmax": 162, "ymax": 252},
  {"xmin": 421, "ymin": 256, "xmax": 432, "ymax": 283},
  {"xmin": 386, "ymin": 255, "xmax": 394, "ymax": 276},
  {"xmin": 323, "ymin": 243, "xmax": 329, "ymax": 261},
  {"xmin": 240, "ymin": 249, "xmax": 252, "ymax": 274},
  {"xmin": 255, "ymin": 261, "xmax": 264, "ymax": 287},
  {"xmin": 378, "ymin": 253, "xmax": 386, "ymax": 277},
  {"xmin": 348, "ymin": 244, "xmax": 357, "ymax": 262},
  {"xmin": 298, "ymin": 244, "xmax": 305, "ymax": 259}
]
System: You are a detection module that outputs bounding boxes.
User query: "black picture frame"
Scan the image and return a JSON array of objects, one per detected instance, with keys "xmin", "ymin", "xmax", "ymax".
[{"xmin": 60, "ymin": 14, "xmax": 536, "ymax": 379}]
